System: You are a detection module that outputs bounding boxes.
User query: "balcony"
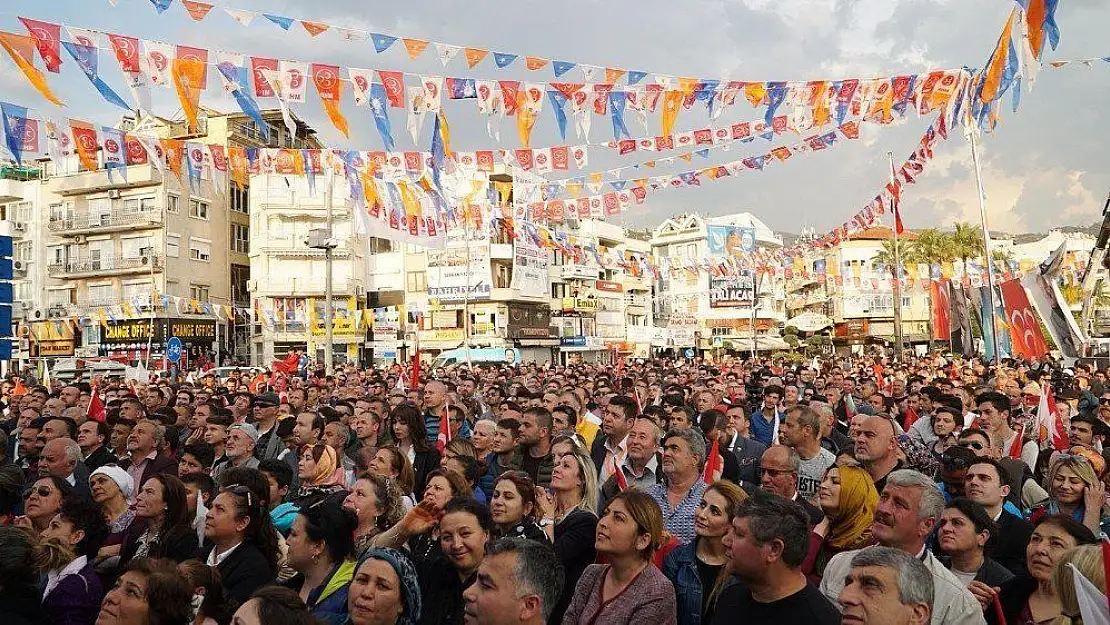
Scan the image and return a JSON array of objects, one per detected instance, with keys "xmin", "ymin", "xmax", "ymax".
[
  {"xmin": 0, "ymin": 178, "xmax": 27, "ymax": 203},
  {"xmin": 48, "ymin": 254, "xmax": 164, "ymax": 279},
  {"xmin": 253, "ymin": 278, "xmax": 362, "ymax": 297},
  {"xmin": 49, "ymin": 163, "xmax": 162, "ymax": 196},
  {"xmin": 622, "ymin": 274, "xmax": 652, "ymax": 291},
  {"xmin": 48, "ymin": 209, "xmax": 163, "ymax": 235},
  {"xmin": 490, "ymin": 243, "xmax": 513, "ymax": 260}
]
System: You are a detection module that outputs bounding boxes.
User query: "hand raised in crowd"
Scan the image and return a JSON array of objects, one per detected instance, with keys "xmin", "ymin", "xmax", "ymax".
[
  {"xmin": 400, "ymin": 498, "xmax": 442, "ymax": 537},
  {"xmin": 535, "ymin": 486, "xmax": 556, "ymax": 522},
  {"xmin": 968, "ymin": 581, "xmax": 1001, "ymax": 612}
]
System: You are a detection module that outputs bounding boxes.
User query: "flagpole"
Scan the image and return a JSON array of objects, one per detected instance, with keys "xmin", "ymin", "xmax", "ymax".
[
  {"xmin": 968, "ymin": 130, "xmax": 1001, "ymax": 364},
  {"xmin": 889, "ymin": 152, "xmax": 905, "ymax": 363}
]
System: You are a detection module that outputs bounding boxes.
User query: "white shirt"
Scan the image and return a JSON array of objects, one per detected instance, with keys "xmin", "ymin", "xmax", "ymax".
[
  {"xmin": 193, "ymin": 500, "xmax": 209, "ymax": 545},
  {"xmin": 206, "ymin": 542, "xmax": 242, "ymax": 568},
  {"xmin": 44, "ymin": 555, "xmax": 87, "ymax": 599}
]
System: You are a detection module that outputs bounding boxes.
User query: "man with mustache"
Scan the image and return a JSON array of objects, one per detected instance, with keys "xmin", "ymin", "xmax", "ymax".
[
  {"xmin": 820, "ymin": 469, "xmax": 986, "ymax": 625},
  {"xmin": 839, "ymin": 546, "xmax": 934, "ymax": 625}
]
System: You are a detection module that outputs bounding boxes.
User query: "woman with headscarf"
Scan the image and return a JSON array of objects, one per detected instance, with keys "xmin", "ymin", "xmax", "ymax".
[
  {"xmin": 347, "ymin": 547, "xmax": 422, "ymax": 625},
  {"xmin": 271, "ymin": 444, "xmax": 350, "ymax": 535},
  {"xmin": 89, "ymin": 465, "xmax": 136, "ymax": 562},
  {"xmin": 803, "ymin": 464, "xmax": 879, "ymax": 582}
]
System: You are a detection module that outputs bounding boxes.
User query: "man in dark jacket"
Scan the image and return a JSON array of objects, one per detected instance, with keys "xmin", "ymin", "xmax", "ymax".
[
  {"xmin": 119, "ymin": 419, "xmax": 177, "ymax": 495},
  {"xmin": 938, "ymin": 498, "xmax": 1015, "ymax": 589},
  {"xmin": 77, "ymin": 420, "xmax": 115, "ymax": 473},
  {"xmin": 518, "ymin": 406, "xmax": 554, "ymax": 488}
]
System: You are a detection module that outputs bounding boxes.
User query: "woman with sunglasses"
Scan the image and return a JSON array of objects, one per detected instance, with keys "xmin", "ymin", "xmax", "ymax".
[
  {"xmin": 203, "ymin": 485, "xmax": 281, "ymax": 603},
  {"xmin": 16, "ymin": 475, "xmax": 72, "ymax": 533},
  {"xmin": 489, "ymin": 472, "xmax": 547, "ymax": 542},
  {"xmin": 119, "ymin": 474, "xmax": 199, "ymax": 567},
  {"xmin": 1030, "ymin": 452, "xmax": 1110, "ymax": 536}
]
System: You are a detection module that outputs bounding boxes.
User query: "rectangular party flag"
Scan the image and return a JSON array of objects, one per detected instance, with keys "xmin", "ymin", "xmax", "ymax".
[
  {"xmin": 0, "ymin": 102, "xmax": 30, "ymax": 165},
  {"xmin": 17, "ymin": 18, "xmax": 61, "ymax": 73},
  {"xmin": 0, "ymin": 31, "xmax": 64, "ymax": 105},
  {"xmin": 377, "ymin": 70, "xmax": 405, "ymax": 108},
  {"xmin": 311, "ymin": 63, "xmax": 349, "ymax": 137},
  {"xmin": 250, "ymin": 57, "xmax": 278, "ymax": 97},
  {"xmin": 100, "ymin": 126, "xmax": 126, "ymax": 182},
  {"xmin": 69, "ymin": 120, "xmax": 99, "ymax": 172}
]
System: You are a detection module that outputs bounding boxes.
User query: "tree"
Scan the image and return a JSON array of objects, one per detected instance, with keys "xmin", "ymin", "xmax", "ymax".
[
  {"xmin": 991, "ymin": 248, "xmax": 1014, "ymax": 262},
  {"xmin": 915, "ymin": 228, "xmax": 956, "ymax": 264},
  {"xmin": 951, "ymin": 222, "xmax": 985, "ymax": 277},
  {"xmin": 872, "ymin": 238, "xmax": 923, "ymax": 278}
]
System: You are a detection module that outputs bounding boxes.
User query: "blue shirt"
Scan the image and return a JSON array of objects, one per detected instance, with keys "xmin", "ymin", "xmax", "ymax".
[
  {"xmin": 749, "ymin": 408, "xmax": 781, "ymax": 447},
  {"xmin": 647, "ymin": 480, "xmax": 708, "ymax": 545}
]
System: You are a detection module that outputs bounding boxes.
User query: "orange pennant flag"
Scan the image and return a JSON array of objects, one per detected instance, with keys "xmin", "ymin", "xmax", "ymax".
[
  {"xmin": 172, "ymin": 56, "xmax": 206, "ymax": 132},
  {"xmin": 69, "ymin": 120, "xmax": 99, "ymax": 172},
  {"xmin": 464, "ymin": 48, "xmax": 488, "ymax": 68},
  {"xmin": 0, "ymin": 31, "xmax": 64, "ymax": 106},
  {"xmin": 525, "ymin": 57, "xmax": 549, "ymax": 71},
  {"xmin": 980, "ymin": 9, "xmax": 1016, "ymax": 104},
  {"xmin": 181, "ymin": 0, "xmax": 214, "ymax": 21},
  {"xmin": 402, "ymin": 38, "xmax": 429, "ymax": 60},
  {"xmin": 743, "ymin": 82, "xmax": 767, "ymax": 107},
  {"xmin": 661, "ymin": 90, "xmax": 683, "ymax": 137},
  {"xmin": 772, "ymin": 146, "xmax": 792, "ymax": 161},
  {"xmin": 162, "ymin": 138, "xmax": 184, "ymax": 179},
  {"xmin": 311, "ymin": 63, "xmax": 349, "ymax": 137},
  {"xmin": 228, "ymin": 146, "xmax": 248, "ymax": 188},
  {"xmin": 301, "ymin": 21, "xmax": 330, "ymax": 37},
  {"xmin": 515, "ymin": 89, "xmax": 539, "ymax": 147},
  {"xmin": 605, "ymin": 68, "xmax": 627, "ymax": 84},
  {"xmin": 1025, "ymin": 0, "xmax": 1047, "ymax": 60},
  {"xmin": 678, "ymin": 152, "xmax": 692, "ymax": 163}
]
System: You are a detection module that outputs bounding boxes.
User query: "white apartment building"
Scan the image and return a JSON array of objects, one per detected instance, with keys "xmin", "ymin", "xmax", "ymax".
[{"xmin": 650, "ymin": 213, "xmax": 786, "ymax": 356}]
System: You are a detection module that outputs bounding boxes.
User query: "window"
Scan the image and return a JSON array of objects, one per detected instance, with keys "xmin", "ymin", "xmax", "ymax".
[
  {"xmin": 122, "ymin": 282, "xmax": 151, "ymax": 307},
  {"xmin": 121, "ymin": 236, "xmax": 154, "ymax": 259},
  {"xmin": 406, "ymin": 271, "xmax": 426, "ymax": 293},
  {"xmin": 11, "ymin": 201, "xmax": 31, "ymax": 223},
  {"xmin": 189, "ymin": 199, "xmax": 209, "ymax": 220},
  {"xmin": 166, "ymin": 234, "xmax": 181, "ymax": 258},
  {"xmin": 14, "ymin": 241, "xmax": 32, "ymax": 261},
  {"xmin": 87, "ymin": 284, "xmax": 114, "ymax": 305},
  {"xmin": 122, "ymin": 196, "xmax": 156, "ymax": 214},
  {"xmin": 167, "ymin": 194, "xmax": 180, "ymax": 214},
  {"xmin": 189, "ymin": 238, "xmax": 211, "ymax": 262},
  {"xmin": 231, "ymin": 224, "xmax": 250, "ymax": 254},
  {"xmin": 190, "ymin": 285, "xmax": 210, "ymax": 301},
  {"xmin": 230, "ymin": 184, "xmax": 249, "ymax": 214},
  {"xmin": 89, "ymin": 198, "xmax": 111, "ymax": 220}
]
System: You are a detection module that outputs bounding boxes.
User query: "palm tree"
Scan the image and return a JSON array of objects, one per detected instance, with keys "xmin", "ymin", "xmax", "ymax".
[
  {"xmin": 915, "ymin": 228, "xmax": 956, "ymax": 264},
  {"xmin": 872, "ymin": 238, "xmax": 923, "ymax": 278},
  {"xmin": 951, "ymin": 222, "xmax": 985, "ymax": 277}
]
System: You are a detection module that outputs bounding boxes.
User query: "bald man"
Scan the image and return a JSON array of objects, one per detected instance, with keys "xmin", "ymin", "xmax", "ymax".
[{"xmin": 855, "ymin": 416, "xmax": 903, "ymax": 492}]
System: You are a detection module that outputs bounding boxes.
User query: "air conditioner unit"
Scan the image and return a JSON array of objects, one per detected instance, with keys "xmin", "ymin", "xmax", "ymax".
[
  {"xmin": 246, "ymin": 279, "xmax": 258, "ymax": 292},
  {"xmin": 108, "ymin": 190, "xmax": 122, "ymax": 200},
  {"xmin": 74, "ymin": 235, "xmax": 88, "ymax": 244},
  {"xmin": 12, "ymin": 222, "xmax": 25, "ymax": 232},
  {"xmin": 20, "ymin": 301, "xmax": 32, "ymax": 311},
  {"xmin": 12, "ymin": 260, "xmax": 27, "ymax": 273},
  {"xmin": 29, "ymin": 308, "xmax": 46, "ymax": 321},
  {"xmin": 47, "ymin": 307, "xmax": 66, "ymax": 319}
]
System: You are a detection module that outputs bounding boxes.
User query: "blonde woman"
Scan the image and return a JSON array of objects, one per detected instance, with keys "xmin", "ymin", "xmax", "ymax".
[
  {"xmin": 536, "ymin": 450, "xmax": 599, "ymax": 625},
  {"xmin": 1052, "ymin": 544, "xmax": 1106, "ymax": 625},
  {"xmin": 1031, "ymin": 452, "xmax": 1110, "ymax": 536}
]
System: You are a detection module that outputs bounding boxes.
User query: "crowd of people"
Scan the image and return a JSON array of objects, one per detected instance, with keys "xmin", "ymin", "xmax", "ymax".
[{"xmin": 0, "ymin": 352, "xmax": 1109, "ymax": 625}]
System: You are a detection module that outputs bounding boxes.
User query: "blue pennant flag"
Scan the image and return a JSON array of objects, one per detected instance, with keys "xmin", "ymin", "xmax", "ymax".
[
  {"xmin": 369, "ymin": 83, "xmax": 396, "ymax": 151},
  {"xmin": 430, "ymin": 113, "xmax": 449, "ymax": 193},
  {"xmin": 493, "ymin": 53, "xmax": 518, "ymax": 68},
  {"xmin": 184, "ymin": 143, "xmax": 203, "ymax": 193},
  {"xmin": 627, "ymin": 71, "xmax": 648, "ymax": 85},
  {"xmin": 892, "ymin": 75, "xmax": 917, "ymax": 117},
  {"xmin": 263, "ymin": 14, "xmax": 295, "ymax": 30},
  {"xmin": 679, "ymin": 172, "xmax": 700, "ymax": 186},
  {"xmin": 0, "ymin": 102, "xmax": 28, "ymax": 165},
  {"xmin": 820, "ymin": 131, "xmax": 838, "ymax": 146},
  {"xmin": 552, "ymin": 61, "xmax": 576, "ymax": 77},
  {"xmin": 547, "ymin": 90, "xmax": 570, "ymax": 140},
  {"xmin": 544, "ymin": 184, "xmax": 560, "ymax": 200},
  {"xmin": 149, "ymin": 0, "xmax": 173, "ymax": 13},
  {"xmin": 61, "ymin": 41, "xmax": 133, "ymax": 112},
  {"xmin": 764, "ymin": 81, "xmax": 789, "ymax": 125},
  {"xmin": 831, "ymin": 80, "xmax": 849, "ymax": 125},
  {"xmin": 999, "ymin": 42, "xmax": 1020, "ymax": 101},
  {"xmin": 371, "ymin": 33, "xmax": 398, "ymax": 53},
  {"xmin": 610, "ymin": 180, "xmax": 627, "ymax": 191},
  {"xmin": 759, "ymin": 130, "xmax": 774, "ymax": 142},
  {"xmin": 1044, "ymin": 0, "xmax": 1060, "ymax": 50},
  {"xmin": 609, "ymin": 91, "xmax": 631, "ymax": 141},
  {"xmin": 341, "ymin": 152, "xmax": 365, "ymax": 210},
  {"xmin": 695, "ymin": 148, "xmax": 710, "ymax": 159},
  {"xmin": 448, "ymin": 78, "xmax": 477, "ymax": 99},
  {"xmin": 217, "ymin": 63, "xmax": 269, "ymax": 141}
]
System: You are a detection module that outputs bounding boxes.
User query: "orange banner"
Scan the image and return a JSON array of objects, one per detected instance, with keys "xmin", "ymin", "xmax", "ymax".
[
  {"xmin": 0, "ymin": 31, "xmax": 64, "ymax": 106},
  {"xmin": 311, "ymin": 63, "xmax": 349, "ymax": 137},
  {"xmin": 69, "ymin": 120, "xmax": 98, "ymax": 171},
  {"xmin": 172, "ymin": 56, "xmax": 206, "ymax": 132}
]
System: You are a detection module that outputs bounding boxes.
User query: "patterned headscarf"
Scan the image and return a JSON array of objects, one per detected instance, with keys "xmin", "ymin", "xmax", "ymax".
[
  {"xmin": 826, "ymin": 464, "xmax": 879, "ymax": 552},
  {"xmin": 898, "ymin": 434, "xmax": 940, "ymax": 478},
  {"xmin": 308, "ymin": 444, "xmax": 345, "ymax": 486},
  {"xmin": 354, "ymin": 547, "xmax": 422, "ymax": 625}
]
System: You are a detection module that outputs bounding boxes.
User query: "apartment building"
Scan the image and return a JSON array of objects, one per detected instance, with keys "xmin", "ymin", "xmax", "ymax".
[{"xmin": 650, "ymin": 213, "xmax": 787, "ymax": 356}]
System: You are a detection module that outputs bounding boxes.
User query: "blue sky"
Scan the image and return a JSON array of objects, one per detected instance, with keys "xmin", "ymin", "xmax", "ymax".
[{"xmin": 1, "ymin": 0, "xmax": 1108, "ymax": 235}]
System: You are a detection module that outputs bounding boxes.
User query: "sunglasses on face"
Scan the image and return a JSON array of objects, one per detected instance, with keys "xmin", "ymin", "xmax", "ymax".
[
  {"xmin": 958, "ymin": 441, "xmax": 985, "ymax": 451},
  {"xmin": 23, "ymin": 486, "xmax": 52, "ymax": 499}
]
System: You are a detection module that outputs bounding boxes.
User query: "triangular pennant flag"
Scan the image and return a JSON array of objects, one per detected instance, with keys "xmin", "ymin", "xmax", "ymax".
[
  {"xmin": 263, "ymin": 14, "xmax": 295, "ymax": 30},
  {"xmin": 301, "ymin": 21, "xmax": 329, "ymax": 37},
  {"xmin": 17, "ymin": 18, "xmax": 62, "ymax": 74},
  {"xmin": 181, "ymin": 0, "xmax": 214, "ymax": 21},
  {"xmin": 627, "ymin": 71, "xmax": 648, "ymax": 85},
  {"xmin": 493, "ymin": 52, "xmax": 518, "ymax": 68},
  {"xmin": 372, "ymin": 33, "xmax": 398, "ymax": 53},
  {"xmin": 224, "ymin": 8, "xmax": 256, "ymax": 26},
  {"xmin": 464, "ymin": 48, "xmax": 488, "ymax": 68},
  {"xmin": 311, "ymin": 63, "xmax": 349, "ymax": 137},
  {"xmin": 149, "ymin": 0, "xmax": 173, "ymax": 14},
  {"xmin": 434, "ymin": 43, "xmax": 461, "ymax": 66},
  {"xmin": 0, "ymin": 32, "xmax": 64, "ymax": 106},
  {"xmin": 605, "ymin": 68, "xmax": 627, "ymax": 84},
  {"xmin": 553, "ymin": 60, "xmax": 576, "ymax": 77},
  {"xmin": 61, "ymin": 41, "xmax": 133, "ymax": 111},
  {"xmin": 525, "ymin": 57, "xmax": 549, "ymax": 71},
  {"xmin": 402, "ymin": 38, "xmax": 429, "ymax": 59}
]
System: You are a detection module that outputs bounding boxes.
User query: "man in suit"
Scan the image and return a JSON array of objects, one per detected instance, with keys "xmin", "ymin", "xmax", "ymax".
[
  {"xmin": 120, "ymin": 419, "xmax": 177, "ymax": 496},
  {"xmin": 964, "ymin": 458, "xmax": 1033, "ymax": 577},
  {"xmin": 39, "ymin": 438, "xmax": 91, "ymax": 497},
  {"xmin": 76, "ymin": 420, "xmax": 115, "ymax": 473}
]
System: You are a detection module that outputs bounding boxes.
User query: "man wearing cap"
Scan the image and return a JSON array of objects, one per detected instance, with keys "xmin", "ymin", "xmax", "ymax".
[
  {"xmin": 213, "ymin": 423, "xmax": 261, "ymax": 483},
  {"xmin": 251, "ymin": 393, "xmax": 290, "ymax": 462}
]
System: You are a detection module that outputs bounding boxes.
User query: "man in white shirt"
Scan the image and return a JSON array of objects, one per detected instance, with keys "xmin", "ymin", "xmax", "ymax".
[
  {"xmin": 778, "ymin": 406, "xmax": 835, "ymax": 501},
  {"xmin": 820, "ymin": 469, "xmax": 986, "ymax": 625}
]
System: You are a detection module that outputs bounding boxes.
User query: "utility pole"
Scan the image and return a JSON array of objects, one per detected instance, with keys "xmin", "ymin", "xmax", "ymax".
[
  {"xmin": 308, "ymin": 167, "xmax": 338, "ymax": 373},
  {"xmin": 751, "ymin": 269, "xmax": 760, "ymax": 358},
  {"xmin": 889, "ymin": 152, "xmax": 905, "ymax": 362},
  {"xmin": 968, "ymin": 130, "xmax": 1000, "ymax": 363}
]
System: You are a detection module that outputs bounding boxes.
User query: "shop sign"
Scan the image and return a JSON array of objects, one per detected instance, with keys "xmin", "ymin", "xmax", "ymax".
[
  {"xmin": 507, "ymin": 305, "xmax": 552, "ymax": 339},
  {"xmin": 36, "ymin": 340, "xmax": 75, "ymax": 357},
  {"xmin": 560, "ymin": 336, "xmax": 586, "ymax": 347},
  {"xmin": 595, "ymin": 280, "xmax": 624, "ymax": 293},
  {"xmin": 420, "ymin": 328, "xmax": 465, "ymax": 342}
]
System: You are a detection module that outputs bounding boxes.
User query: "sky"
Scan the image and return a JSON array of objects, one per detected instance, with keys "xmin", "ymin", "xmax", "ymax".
[{"xmin": 1, "ymin": 0, "xmax": 1108, "ymax": 236}]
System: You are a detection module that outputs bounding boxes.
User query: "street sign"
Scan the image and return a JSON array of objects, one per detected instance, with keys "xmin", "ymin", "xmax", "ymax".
[
  {"xmin": 712, "ymin": 336, "xmax": 723, "ymax": 347},
  {"xmin": 684, "ymin": 348, "xmax": 695, "ymax": 359},
  {"xmin": 166, "ymin": 336, "xmax": 183, "ymax": 363}
]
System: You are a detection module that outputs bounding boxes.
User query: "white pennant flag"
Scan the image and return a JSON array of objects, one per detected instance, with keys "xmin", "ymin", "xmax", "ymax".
[
  {"xmin": 279, "ymin": 60, "xmax": 309, "ymax": 103},
  {"xmin": 421, "ymin": 76, "xmax": 443, "ymax": 113},
  {"xmin": 143, "ymin": 40, "xmax": 174, "ymax": 87},
  {"xmin": 66, "ymin": 26, "xmax": 100, "ymax": 48},
  {"xmin": 407, "ymin": 89, "xmax": 427, "ymax": 143},
  {"xmin": 348, "ymin": 68, "xmax": 373, "ymax": 106},
  {"xmin": 435, "ymin": 43, "xmax": 461, "ymax": 67},
  {"xmin": 224, "ymin": 8, "xmax": 257, "ymax": 27},
  {"xmin": 1071, "ymin": 563, "xmax": 1110, "ymax": 625},
  {"xmin": 258, "ymin": 69, "xmax": 297, "ymax": 140}
]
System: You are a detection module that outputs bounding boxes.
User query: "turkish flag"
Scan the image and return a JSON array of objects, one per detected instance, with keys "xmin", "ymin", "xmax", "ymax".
[
  {"xmin": 1000, "ymin": 279, "xmax": 1049, "ymax": 359},
  {"xmin": 931, "ymin": 280, "xmax": 951, "ymax": 341},
  {"xmin": 87, "ymin": 384, "xmax": 106, "ymax": 423}
]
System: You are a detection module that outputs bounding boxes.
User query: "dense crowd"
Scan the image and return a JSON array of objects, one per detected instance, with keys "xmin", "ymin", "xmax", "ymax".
[{"xmin": 1, "ymin": 353, "xmax": 1109, "ymax": 625}]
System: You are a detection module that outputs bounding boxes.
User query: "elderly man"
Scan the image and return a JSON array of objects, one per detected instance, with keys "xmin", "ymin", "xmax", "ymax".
[
  {"xmin": 839, "ymin": 546, "xmax": 934, "ymax": 625},
  {"xmin": 251, "ymin": 393, "xmax": 289, "ymax": 462},
  {"xmin": 759, "ymin": 445, "xmax": 825, "ymax": 526},
  {"xmin": 212, "ymin": 423, "xmax": 261, "ymax": 482},
  {"xmin": 599, "ymin": 416, "xmax": 663, "ymax": 511},
  {"xmin": 120, "ymin": 419, "xmax": 177, "ymax": 494},
  {"xmin": 40, "ymin": 437, "xmax": 90, "ymax": 496},
  {"xmin": 646, "ymin": 427, "xmax": 708, "ymax": 545},
  {"xmin": 820, "ymin": 469, "xmax": 986, "ymax": 625}
]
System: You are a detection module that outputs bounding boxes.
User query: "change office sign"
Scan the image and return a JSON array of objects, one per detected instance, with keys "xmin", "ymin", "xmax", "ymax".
[
  {"xmin": 427, "ymin": 242, "xmax": 492, "ymax": 301},
  {"xmin": 709, "ymin": 271, "xmax": 755, "ymax": 308}
]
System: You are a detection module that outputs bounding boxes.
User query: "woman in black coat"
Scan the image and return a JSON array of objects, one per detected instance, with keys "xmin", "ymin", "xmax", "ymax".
[
  {"xmin": 202, "ymin": 485, "xmax": 280, "ymax": 604},
  {"xmin": 390, "ymin": 403, "xmax": 441, "ymax": 496},
  {"xmin": 119, "ymin": 474, "xmax": 199, "ymax": 567}
]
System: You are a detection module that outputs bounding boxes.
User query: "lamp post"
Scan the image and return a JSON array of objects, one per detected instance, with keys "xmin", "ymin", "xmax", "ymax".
[{"xmin": 307, "ymin": 168, "xmax": 337, "ymax": 373}]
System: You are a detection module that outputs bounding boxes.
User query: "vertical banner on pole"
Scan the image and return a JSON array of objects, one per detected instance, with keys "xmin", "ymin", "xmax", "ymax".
[{"xmin": 0, "ymin": 235, "xmax": 13, "ymax": 360}]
